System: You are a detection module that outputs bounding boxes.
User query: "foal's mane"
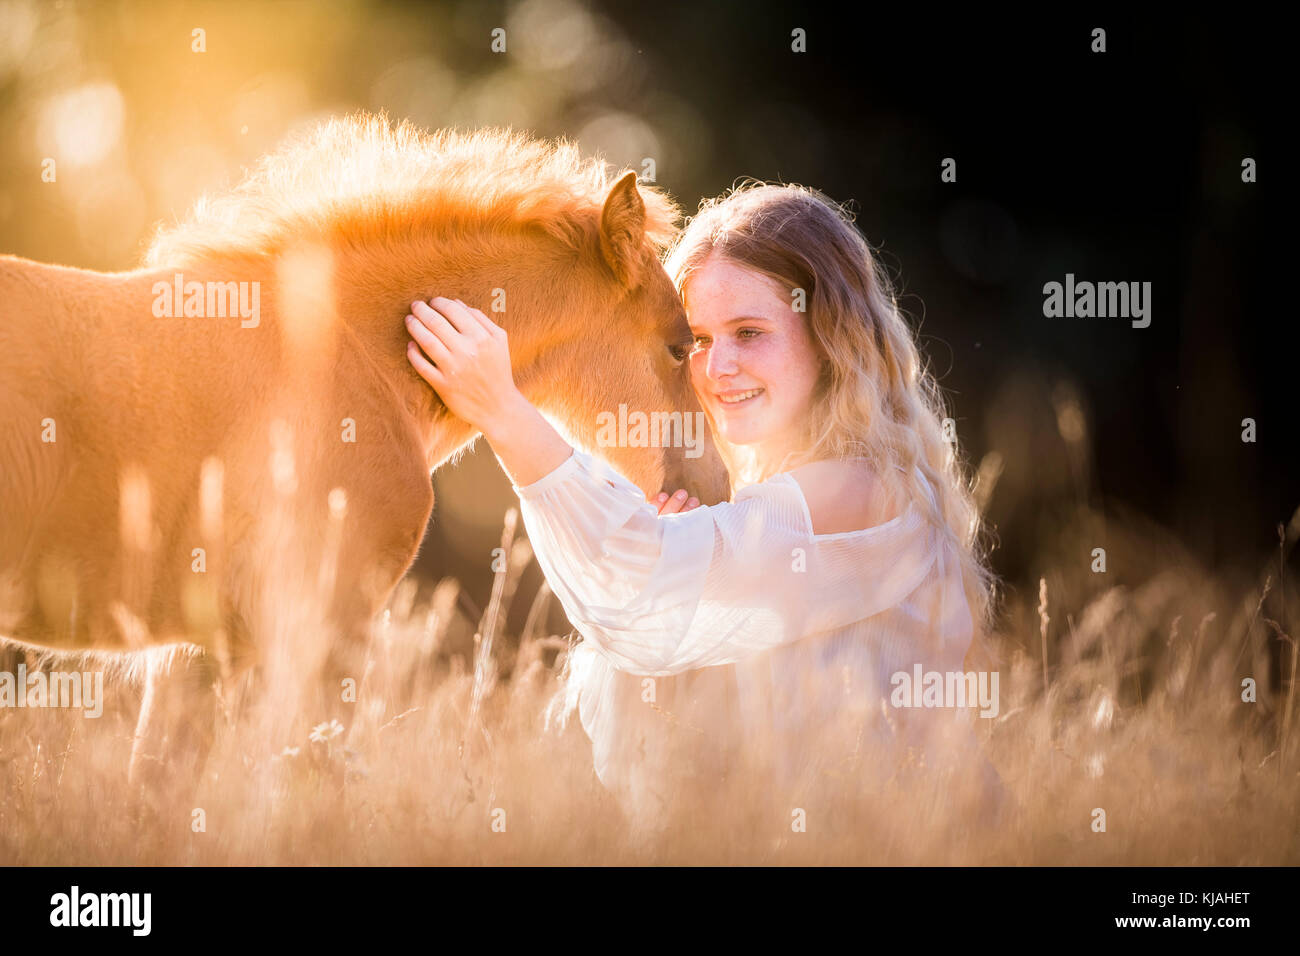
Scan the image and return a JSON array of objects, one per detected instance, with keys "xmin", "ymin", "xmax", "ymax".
[{"xmin": 144, "ymin": 112, "xmax": 680, "ymax": 267}]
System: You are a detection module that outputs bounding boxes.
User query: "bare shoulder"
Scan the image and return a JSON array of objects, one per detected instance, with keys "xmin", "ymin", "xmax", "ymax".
[{"xmin": 787, "ymin": 458, "xmax": 899, "ymax": 535}]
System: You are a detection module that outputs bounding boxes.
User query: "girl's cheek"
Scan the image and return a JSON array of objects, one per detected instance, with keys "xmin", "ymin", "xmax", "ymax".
[{"xmin": 746, "ymin": 337, "xmax": 784, "ymax": 367}]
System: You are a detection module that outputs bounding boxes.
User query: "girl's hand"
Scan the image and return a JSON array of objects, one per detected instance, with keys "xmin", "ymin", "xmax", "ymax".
[
  {"xmin": 653, "ymin": 489, "xmax": 701, "ymax": 515},
  {"xmin": 406, "ymin": 297, "xmax": 519, "ymax": 430}
]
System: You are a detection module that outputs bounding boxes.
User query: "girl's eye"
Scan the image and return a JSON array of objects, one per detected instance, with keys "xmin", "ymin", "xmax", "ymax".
[{"xmin": 687, "ymin": 330, "xmax": 758, "ymax": 350}]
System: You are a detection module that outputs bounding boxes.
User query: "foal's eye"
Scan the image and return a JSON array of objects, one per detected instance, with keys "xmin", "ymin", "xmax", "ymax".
[{"xmin": 667, "ymin": 342, "xmax": 692, "ymax": 362}]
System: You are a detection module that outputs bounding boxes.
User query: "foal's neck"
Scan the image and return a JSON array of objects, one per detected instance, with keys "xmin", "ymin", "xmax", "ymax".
[{"xmin": 329, "ymin": 242, "xmax": 551, "ymax": 472}]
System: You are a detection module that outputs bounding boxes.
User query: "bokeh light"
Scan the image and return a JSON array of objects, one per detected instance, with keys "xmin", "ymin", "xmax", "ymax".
[{"xmin": 37, "ymin": 81, "xmax": 125, "ymax": 169}]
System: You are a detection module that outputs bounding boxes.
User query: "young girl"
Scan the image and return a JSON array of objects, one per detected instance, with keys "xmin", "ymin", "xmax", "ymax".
[{"xmin": 405, "ymin": 182, "xmax": 1004, "ymax": 835}]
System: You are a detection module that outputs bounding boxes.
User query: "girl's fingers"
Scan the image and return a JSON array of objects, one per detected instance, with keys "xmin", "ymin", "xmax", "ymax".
[
  {"xmin": 411, "ymin": 300, "xmax": 460, "ymax": 344},
  {"xmin": 428, "ymin": 296, "xmax": 484, "ymax": 338},
  {"xmin": 656, "ymin": 490, "xmax": 693, "ymax": 515},
  {"xmin": 406, "ymin": 312, "xmax": 454, "ymax": 366},
  {"xmin": 406, "ymin": 341, "xmax": 446, "ymax": 390},
  {"xmin": 465, "ymin": 302, "xmax": 504, "ymax": 337}
]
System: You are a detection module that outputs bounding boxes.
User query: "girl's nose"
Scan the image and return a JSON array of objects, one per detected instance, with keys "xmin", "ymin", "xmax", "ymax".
[{"xmin": 704, "ymin": 340, "xmax": 738, "ymax": 379}]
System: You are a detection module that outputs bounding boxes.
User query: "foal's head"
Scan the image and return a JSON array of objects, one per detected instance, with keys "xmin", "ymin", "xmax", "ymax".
[
  {"xmin": 503, "ymin": 170, "xmax": 729, "ymax": 506},
  {"xmin": 143, "ymin": 115, "xmax": 729, "ymax": 504}
]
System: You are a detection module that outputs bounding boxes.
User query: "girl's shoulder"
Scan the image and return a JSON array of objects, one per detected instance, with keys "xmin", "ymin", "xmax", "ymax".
[{"xmin": 783, "ymin": 457, "xmax": 903, "ymax": 536}]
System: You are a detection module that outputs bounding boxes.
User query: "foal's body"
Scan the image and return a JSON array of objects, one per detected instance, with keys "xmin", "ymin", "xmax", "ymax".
[
  {"xmin": 1, "ymin": 253, "xmax": 460, "ymax": 656},
  {"xmin": 0, "ymin": 118, "xmax": 727, "ymax": 791}
]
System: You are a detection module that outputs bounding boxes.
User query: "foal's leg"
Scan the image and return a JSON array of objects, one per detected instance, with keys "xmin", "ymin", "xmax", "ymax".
[
  {"xmin": 128, "ymin": 645, "xmax": 219, "ymax": 815},
  {"xmin": 314, "ymin": 442, "xmax": 436, "ymax": 732}
]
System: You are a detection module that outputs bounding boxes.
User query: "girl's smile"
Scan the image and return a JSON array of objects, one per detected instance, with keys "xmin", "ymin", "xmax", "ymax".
[{"xmin": 715, "ymin": 387, "xmax": 766, "ymax": 406}]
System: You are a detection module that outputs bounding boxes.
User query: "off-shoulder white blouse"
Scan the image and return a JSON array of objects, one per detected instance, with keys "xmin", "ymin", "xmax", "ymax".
[{"xmin": 511, "ymin": 446, "xmax": 984, "ymax": 825}]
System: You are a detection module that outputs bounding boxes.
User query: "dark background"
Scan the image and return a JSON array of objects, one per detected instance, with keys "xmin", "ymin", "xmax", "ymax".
[{"xmin": 0, "ymin": 2, "xmax": 1289, "ymax": 637}]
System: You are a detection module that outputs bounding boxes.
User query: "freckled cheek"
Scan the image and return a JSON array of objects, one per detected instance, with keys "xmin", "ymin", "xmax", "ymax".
[{"xmin": 746, "ymin": 337, "xmax": 793, "ymax": 376}]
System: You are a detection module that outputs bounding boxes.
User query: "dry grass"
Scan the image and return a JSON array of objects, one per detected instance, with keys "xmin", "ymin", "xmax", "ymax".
[{"xmin": 2, "ymin": 486, "xmax": 1298, "ymax": 865}]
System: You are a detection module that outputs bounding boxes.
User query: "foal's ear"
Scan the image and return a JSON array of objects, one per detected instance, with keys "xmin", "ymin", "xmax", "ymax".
[{"xmin": 598, "ymin": 171, "xmax": 646, "ymax": 289}]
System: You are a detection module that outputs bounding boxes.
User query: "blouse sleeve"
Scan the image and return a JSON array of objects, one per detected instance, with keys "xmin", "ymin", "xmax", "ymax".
[{"xmin": 511, "ymin": 446, "xmax": 938, "ymax": 676}]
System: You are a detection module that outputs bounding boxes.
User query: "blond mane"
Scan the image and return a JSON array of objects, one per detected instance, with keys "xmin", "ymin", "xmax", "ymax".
[{"xmin": 144, "ymin": 111, "xmax": 680, "ymax": 267}]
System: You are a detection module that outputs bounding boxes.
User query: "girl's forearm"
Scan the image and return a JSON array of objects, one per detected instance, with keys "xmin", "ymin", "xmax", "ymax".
[{"xmin": 481, "ymin": 391, "xmax": 575, "ymax": 488}]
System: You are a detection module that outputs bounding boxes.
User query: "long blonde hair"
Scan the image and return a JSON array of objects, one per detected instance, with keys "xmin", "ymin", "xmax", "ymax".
[{"xmin": 663, "ymin": 180, "xmax": 1001, "ymax": 642}]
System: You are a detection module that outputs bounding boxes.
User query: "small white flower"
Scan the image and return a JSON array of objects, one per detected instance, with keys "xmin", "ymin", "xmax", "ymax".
[
  {"xmin": 1092, "ymin": 692, "xmax": 1114, "ymax": 730},
  {"xmin": 310, "ymin": 718, "xmax": 345, "ymax": 743},
  {"xmin": 278, "ymin": 746, "xmax": 301, "ymax": 759}
]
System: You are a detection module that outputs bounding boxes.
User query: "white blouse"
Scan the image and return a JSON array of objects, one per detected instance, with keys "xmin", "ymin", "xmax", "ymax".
[{"xmin": 511, "ymin": 446, "xmax": 985, "ymax": 825}]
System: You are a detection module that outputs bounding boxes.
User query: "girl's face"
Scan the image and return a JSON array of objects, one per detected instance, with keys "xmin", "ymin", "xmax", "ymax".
[{"xmin": 683, "ymin": 254, "xmax": 824, "ymax": 467}]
